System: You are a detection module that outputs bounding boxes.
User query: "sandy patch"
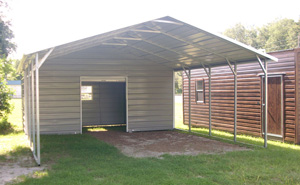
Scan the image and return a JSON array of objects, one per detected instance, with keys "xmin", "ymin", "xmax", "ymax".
[
  {"xmin": 89, "ymin": 130, "xmax": 248, "ymax": 158},
  {"xmin": 0, "ymin": 157, "xmax": 44, "ymax": 185}
]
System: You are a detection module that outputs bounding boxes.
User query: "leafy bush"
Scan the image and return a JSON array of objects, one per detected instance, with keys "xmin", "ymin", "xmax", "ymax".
[
  {"xmin": 0, "ymin": 115, "xmax": 12, "ymax": 133},
  {"xmin": 0, "ymin": 58, "xmax": 14, "ymax": 133}
]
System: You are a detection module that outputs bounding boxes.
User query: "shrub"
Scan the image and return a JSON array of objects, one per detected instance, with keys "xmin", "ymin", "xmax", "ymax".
[{"xmin": 0, "ymin": 59, "xmax": 14, "ymax": 133}]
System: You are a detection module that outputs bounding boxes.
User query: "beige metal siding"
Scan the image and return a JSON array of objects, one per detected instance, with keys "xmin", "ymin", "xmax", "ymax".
[
  {"xmin": 39, "ymin": 49, "xmax": 173, "ymax": 134},
  {"xmin": 39, "ymin": 75, "xmax": 80, "ymax": 134}
]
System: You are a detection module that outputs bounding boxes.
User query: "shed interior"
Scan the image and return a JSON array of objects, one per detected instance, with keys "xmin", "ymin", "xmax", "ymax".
[{"xmin": 82, "ymin": 81, "xmax": 126, "ymax": 127}]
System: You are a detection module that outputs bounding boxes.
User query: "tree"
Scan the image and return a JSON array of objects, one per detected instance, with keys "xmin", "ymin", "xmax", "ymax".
[
  {"xmin": 0, "ymin": 18, "xmax": 15, "ymax": 56},
  {"xmin": 1, "ymin": 56, "xmax": 15, "ymax": 79},
  {"xmin": 263, "ymin": 18, "xmax": 300, "ymax": 51},
  {"xmin": 175, "ymin": 71, "xmax": 182, "ymax": 94},
  {"xmin": 223, "ymin": 18, "xmax": 300, "ymax": 52},
  {"xmin": 223, "ymin": 23, "xmax": 256, "ymax": 46},
  {"xmin": 0, "ymin": 1, "xmax": 16, "ymax": 133},
  {"xmin": 13, "ymin": 59, "xmax": 21, "ymax": 80},
  {"xmin": 0, "ymin": 57, "xmax": 13, "ymax": 132},
  {"xmin": 0, "ymin": 1, "xmax": 15, "ymax": 57}
]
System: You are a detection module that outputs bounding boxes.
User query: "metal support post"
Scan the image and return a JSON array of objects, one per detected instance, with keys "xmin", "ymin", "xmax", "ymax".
[
  {"xmin": 24, "ymin": 69, "xmax": 28, "ymax": 137},
  {"xmin": 35, "ymin": 54, "xmax": 41, "ymax": 165},
  {"xmin": 264, "ymin": 60, "xmax": 268, "ymax": 148},
  {"xmin": 31, "ymin": 61, "xmax": 35, "ymax": 154},
  {"xmin": 234, "ymin": 63, "xmax": 237, "ymax": 142},
  {"xmin": 25, "ymin": 51, "xmax": 53, "ymax": 165},
  {"xmin": 182, "ymin": 66, "xmax": 191, "ymax": 132},
  {"xmin": 208, "ymin": 67, "xmax": 212, "ymax": 136},
  {"xmin": 226, "ymin": 59, "xmax": 237, "ymax": 142},
  {"xmin": 257, "ymin": 55, "xmax": 268, "ymax": 148},
  {"xmin": 202, "ymin": 64, "xmax": 212, "ymax": 136},
  {"xmin": 188, "ymin": 69, "xmax": 191, "ymax": 132},
  {"xmin": 27, "ymin": 66, "xmax": 32, "ymax": 146}
]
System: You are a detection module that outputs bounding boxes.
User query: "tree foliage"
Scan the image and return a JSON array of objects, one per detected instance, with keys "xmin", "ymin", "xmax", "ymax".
[
  {"xmin": 223, "ymin": 18, "xmax": 300, "ymax": 52},
  {"xmin": 0, "ymin": 18, "xmax": 15, "ymax": 56},
  {"xmin": 175, "ymin": 71, "xmax": 182, "ymax": 94},
  {"xmin": 223, "ymin": 23, "xmax": 258, "ymax": 47},
  {"xmin": 1, "ymin": 56, "xmax": 15, "ymax": 79},
  {"xmin": 0, "ymin": 0, "xmax": 15, "ymax": 132},
  {"xmin": 0, "ymin": 0, "xmax": 15, "ymax": 57},
  {"xmin": 0, "ymin": 57, "xmax": 13, "ymax": 132},
  {"xmin": 263, "ymin": 19, "xmax": 300, "ymax": 51}
]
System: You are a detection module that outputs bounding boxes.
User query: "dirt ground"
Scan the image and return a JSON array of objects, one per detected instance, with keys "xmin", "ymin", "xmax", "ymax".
[
  {"xmin": 0, "ymin": 156, "xmax": 44, "ymax": 185},
  {"xmin": 88, "ymin": 129, "xmax": 248, "ymax": 158}
]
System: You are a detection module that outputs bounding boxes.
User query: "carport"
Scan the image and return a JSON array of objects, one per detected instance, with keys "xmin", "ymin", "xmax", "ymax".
[{"xmin": 19, "ymin": 16, "xmax": 277, "ymax": 165}]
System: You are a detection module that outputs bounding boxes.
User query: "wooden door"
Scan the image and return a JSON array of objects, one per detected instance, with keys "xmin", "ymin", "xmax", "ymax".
[{"xmin": 262, "ymin": 76, "xmax": 283, "ymax": 136}]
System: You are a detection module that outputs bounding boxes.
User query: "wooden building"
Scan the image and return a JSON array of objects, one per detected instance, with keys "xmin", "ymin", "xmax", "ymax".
[{"xmin": 183, "ymin": 48, "xmax": 300, "ymax": 143}]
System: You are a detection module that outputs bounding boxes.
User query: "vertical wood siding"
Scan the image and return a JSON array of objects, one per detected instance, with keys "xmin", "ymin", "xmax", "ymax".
[
  {"xmin": 38, "ymin": 47, "xmax": 173, "ymax": 134},
  {"xmin": 183, "ymin": 50, "xmax": 297, "ymax": 142}
]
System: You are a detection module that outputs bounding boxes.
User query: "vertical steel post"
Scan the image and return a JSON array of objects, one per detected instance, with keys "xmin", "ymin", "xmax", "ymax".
[
  {"xmin": 264, "ymin": 61, "xmax": 268, "ymax": 148},
  {"xmin": 234, "ymin": 63, "xmax": 237, "ymax": 142},
  {"xmin": 31, "ymin": 61, "xmax": 35, "ymax": 154},
  {"xmin": 24, "ymin": 69, "xmax": 28, "ymax": 137},
  {"xmin": 172, "ymin": 71, "xmax": 175, "ymax": 129},
  {"xmin": 208, "ymin": 67, "xmax": 212, "ymax": 136},
  {"xmin": 27, "ymin": 66, "xmax": 32, "ymax": 146},
  {"xmin": 188, "ymin": 69, "xmax": 191, "ymax": 132},
  {"xmin": 226, "ymin": 59, "xmax": 238, "ymax": 141},
  {"xmin": 80, "ymin": 77, "xmax": 83, "ymax": 134},
  {"xmin": 261, "ymin": 77, "xmax": 264, "ymax": 139},
  {"xmin": 35, "ymin": 54, "xmax": 41, "ymax": 165}
]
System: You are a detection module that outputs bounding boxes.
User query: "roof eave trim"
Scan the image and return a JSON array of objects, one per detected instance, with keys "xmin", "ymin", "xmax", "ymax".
[
  {"xmin": 201, "ymin": 30, "xmax": 278, "ymax": 62},
  {"xmin": 167, "ymin": 16, "xmax": 278, "ymax": 62}
]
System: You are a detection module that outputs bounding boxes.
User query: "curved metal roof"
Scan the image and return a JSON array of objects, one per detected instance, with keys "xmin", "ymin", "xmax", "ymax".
[{"xmin": 21, "ymin": 16, "xmax": 277, "ymax": 71}]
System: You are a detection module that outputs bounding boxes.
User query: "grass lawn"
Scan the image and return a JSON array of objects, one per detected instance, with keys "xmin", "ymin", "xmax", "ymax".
[
  {"xmin": 0, "ymin": 99, "xmax": 32, "ymax": 162},
  {"xmin": 1, "ymin": 99, "xmax": 300, "ymax": 184}
]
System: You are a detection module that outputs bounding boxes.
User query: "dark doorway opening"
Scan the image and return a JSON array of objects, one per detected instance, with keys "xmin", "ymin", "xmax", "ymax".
[{"xmin": 82, "ymin": 82, "xmax": 126, "ymax": 126}]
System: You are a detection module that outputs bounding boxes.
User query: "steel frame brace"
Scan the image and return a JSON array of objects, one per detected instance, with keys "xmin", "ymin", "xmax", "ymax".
[
  {"xmin": 257, "ymin": 55, "xmax": 266, "ymax": 74},
  {"xmin": 38, "ymin": 47, "xmax": 54, "ymax": 68}
]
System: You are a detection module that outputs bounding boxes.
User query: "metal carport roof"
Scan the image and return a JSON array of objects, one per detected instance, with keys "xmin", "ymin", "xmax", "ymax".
[
  {"xmin": 21, "ymin": 16, "xmax": 277, "ymax": 165},
  {"xmin": 20, "ymin": 16, "xmax": 277, "ymax": 71}
]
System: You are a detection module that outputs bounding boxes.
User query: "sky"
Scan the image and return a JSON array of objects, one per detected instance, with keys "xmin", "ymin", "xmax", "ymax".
[{"xmin": 5, "ymin": 0, "xmax": 300, "ymax": 59}]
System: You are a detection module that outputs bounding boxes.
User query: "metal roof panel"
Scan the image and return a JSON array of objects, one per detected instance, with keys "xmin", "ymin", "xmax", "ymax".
[{"xmin": 20, "ymin": 16, "xmax": 277, "ymax": 71}]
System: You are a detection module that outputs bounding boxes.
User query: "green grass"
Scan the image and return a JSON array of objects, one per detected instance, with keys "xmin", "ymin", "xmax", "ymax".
[
  {"xmin": 8, "ymin": 99, "xmax": 23, "ymax": 130},
  {"xmin": 174, "ymin": 99, "xmax": 299, "ymax": 149},
  {"xmin": 0, "ymin": 99, "xmax": 31, "ymax": 162},
  {"xmin": 2, "ymin": 99, "xmax": 300, "ymax": 184}
]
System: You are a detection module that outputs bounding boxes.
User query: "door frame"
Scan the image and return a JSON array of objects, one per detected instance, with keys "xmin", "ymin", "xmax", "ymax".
[
  {"xmin": 80, "ymin": 76, "xmax": 128, "ymax": 133},
  {"xmin": 261, "ymin": 74, "xmax": 284, "ymax": 138}
]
